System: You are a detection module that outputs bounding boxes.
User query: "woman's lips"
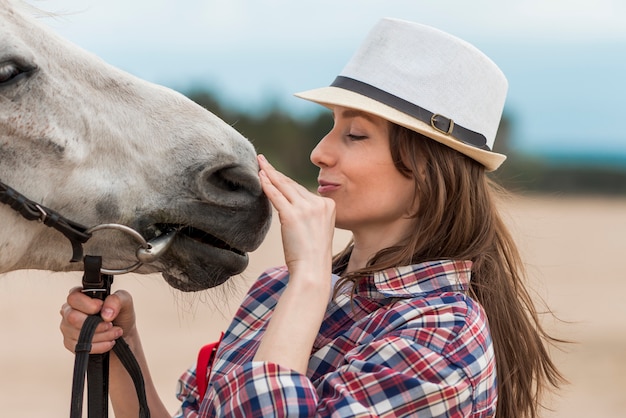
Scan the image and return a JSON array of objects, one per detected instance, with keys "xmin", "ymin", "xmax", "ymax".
[{"xmin": 317, "ymin": 180, "xmax": 340, "ymax": 194}]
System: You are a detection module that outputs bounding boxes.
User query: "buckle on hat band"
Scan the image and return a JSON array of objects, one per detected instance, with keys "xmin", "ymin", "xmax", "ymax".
[
  {"xmin": 431, "ymin": 114, "xmax": 454, "ymax": 135},
  {"xmin": 330, "ymin": 76, "xmax": 491, "ymax": 151}
]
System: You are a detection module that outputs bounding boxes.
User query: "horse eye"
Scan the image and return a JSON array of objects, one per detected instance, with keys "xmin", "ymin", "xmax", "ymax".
[{"xmin": 0, "ymin": 61, "xmax": 36, "ymax": 85}]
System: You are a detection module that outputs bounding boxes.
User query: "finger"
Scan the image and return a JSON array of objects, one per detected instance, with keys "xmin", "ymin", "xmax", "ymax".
[
  {"xmin": 66, "ymin": 288, "xmax": 104, "ymax": 315},
  {"xmin": 258, "ymin": 165, "xmax": 319, "ymax": 217},
  {"xmin": 259, "ymin": 169, "xmax": 322, "ymax": 223},
  {"xmin": 68, "ymin": 286, "xmax": 83, "ymax": 294},
  {"xmin": 259, "ymin": 169, "xmax": 291, "ymax": 211},
  {"xmin": 60, "ymin": 303, "xmax": 116, "ymax": 338},
  {"xmin": 60, "ymin": 310, "xmax": 122, "ymax": 354},
  {"xmin": 263, "ymin": 164, "xmax": 310, "ymax": 200},
  {"xmin": 101, "ymin": 290, "xmax": 134, "ymax": 322},
  {"xmin": 62, "ymin": 332, "xmax": 118, "ymax": 354},
  {"xmin": 258, "ymin": 155, "xmax": 310, "ymax": 202},
  {"xmin": 89, "ymin": 340, "xmax": 117, "ymax": 355},
  {"xmin": 100, "ymin": 294, "xmax": 122, "ymax": 322},
  {"xmin": 59, "ymin": 316, "xmax": 116, "ymax": 344}
]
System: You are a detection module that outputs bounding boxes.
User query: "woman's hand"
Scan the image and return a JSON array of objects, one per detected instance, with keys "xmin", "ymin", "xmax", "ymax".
[
  {"xmin": 60, "ymin": 289, "xmax": 170, "ymax": 416},
  {"xmin": 60, "ymin": 288, "xmax": 136, "ymax": 354},
  {"xmin": 257, "ymin": 154, "xmax": 336, "ymax": 279},
  {"xmin": 255, "ymin": 155, "xmax": 336, "ymax": 373}
]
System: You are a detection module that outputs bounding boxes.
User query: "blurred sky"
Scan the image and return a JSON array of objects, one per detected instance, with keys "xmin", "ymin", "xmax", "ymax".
[{"xmin": 28, "ymin": 0, "xmax": 626, "ymax": 162}]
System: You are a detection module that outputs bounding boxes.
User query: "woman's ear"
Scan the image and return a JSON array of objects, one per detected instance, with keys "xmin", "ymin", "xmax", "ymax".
[{"xmin": 417, "ymin": 162, "xmax": 427, "ymax": 183}]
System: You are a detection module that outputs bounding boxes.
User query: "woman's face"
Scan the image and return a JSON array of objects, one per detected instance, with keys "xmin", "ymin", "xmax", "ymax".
[{"xmin": 310, "ymin": 106, "xmax": 416, "ymax": 236}]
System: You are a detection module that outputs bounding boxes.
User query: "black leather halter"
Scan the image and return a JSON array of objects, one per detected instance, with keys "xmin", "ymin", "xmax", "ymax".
[
  {"xmin": 0, "ymin": 180, "xmax": 91, "ymax": 262},
  {"xmin": 0, "ymin": 179, "xmax": 150, "ymax": 417}
]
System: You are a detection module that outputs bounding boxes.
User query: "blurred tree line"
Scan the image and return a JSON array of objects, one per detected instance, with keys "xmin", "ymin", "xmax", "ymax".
[
  {"xmin": 491, "ymin": 116, "xmax": 626, "ymax": 195},
  {"xmin": 186, "ymin": 89, "xmax": 626, "ymax": 196},
  {"xmin": 187, "ymin": 90, "xmax": 329, "ymax": 189}
]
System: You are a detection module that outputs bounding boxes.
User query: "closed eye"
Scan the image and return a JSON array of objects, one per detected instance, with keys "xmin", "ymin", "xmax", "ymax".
[
  {"xmin": 0, "ymin": 60, "xmax": 37, "ymax": 86},
  {"xmin": 347, "ymin": 134, "xmax": 368, "ymax": 140}
]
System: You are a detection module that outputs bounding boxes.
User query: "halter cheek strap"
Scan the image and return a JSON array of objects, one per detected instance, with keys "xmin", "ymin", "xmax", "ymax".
[{"xmin": 0, "ymin": 180, "xmax": 91, "ymax": 262}]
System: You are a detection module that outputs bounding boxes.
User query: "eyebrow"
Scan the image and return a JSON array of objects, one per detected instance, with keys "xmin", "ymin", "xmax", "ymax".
[{"xmin": 336, "ymin": 108, "xmax": 379, "ymax": 124}]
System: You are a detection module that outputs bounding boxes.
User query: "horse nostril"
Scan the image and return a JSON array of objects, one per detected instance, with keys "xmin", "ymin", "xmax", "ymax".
[
  {"xmin": 212, "ymin": 167, "xmax": 241, "ymax": 192},
  {"xmin": 207, "ymin": 165, "xmax": 261, "ymax": 196}
]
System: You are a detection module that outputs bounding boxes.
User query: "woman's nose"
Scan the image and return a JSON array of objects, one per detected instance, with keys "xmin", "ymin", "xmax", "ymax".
[{"xmin": 310, "ymin": 133, "xmax": 335, "ymax": 168}]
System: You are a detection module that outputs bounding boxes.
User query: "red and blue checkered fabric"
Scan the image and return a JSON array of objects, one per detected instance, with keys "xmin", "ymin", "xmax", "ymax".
[{"xmin": 176, "ymin": 260, "xmax": 496, "ymax": 417}]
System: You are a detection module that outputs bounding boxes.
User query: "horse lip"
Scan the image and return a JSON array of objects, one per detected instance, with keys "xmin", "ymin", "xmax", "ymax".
[
  {"xmin": 154, "ymin": 223, "xmax": 245, "ymax": 256},
  {"xmin": 158, "ymin": 226, "xmax": 251, "ymax": 292}
]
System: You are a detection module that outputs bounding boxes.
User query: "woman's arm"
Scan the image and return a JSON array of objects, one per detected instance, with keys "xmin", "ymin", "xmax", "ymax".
[{"xmin": 253, "ymin": 155, "xmax": 335, "ymax": 374}]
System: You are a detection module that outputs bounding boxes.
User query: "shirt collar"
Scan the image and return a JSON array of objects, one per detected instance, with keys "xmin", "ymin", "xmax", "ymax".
[{"xmin": 363, "ymin": 259, "xmax": 472, "ymax": 298}]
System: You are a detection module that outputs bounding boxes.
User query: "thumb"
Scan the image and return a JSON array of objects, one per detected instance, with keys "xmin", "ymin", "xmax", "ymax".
[
  {"xmin": 100, "ymin": 304, "xmax": 116, "ymax": 322},
  {"xmin": 100, "ymin": 291, "xmax": 128, "ymax": 322},
  {"xmin": 101, "ymin": 290, "xmax": 135, "ymax": 329}
]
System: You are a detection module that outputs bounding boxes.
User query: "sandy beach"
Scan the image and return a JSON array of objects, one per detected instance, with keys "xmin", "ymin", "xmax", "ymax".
[{"xmin": 1, "ymin": 194, "xmax": 624, "ymax": 417}]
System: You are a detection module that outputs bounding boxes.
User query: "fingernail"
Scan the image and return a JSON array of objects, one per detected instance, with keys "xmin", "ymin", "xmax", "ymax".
[
  {"xmin": 102, "ymin": 308, "xmax": 114, "ymax": 321},
  {"xmin": 258, "ymin": 154, "xmax": 267, "ymax": 163}
]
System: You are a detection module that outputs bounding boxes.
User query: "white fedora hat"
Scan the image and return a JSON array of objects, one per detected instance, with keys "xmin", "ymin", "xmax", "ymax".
[{"xmin": 295, "ymin": 18, "xmax": 508, "ymax": 171}]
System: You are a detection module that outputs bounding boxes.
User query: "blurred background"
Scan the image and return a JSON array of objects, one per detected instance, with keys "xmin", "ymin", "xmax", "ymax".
[
  {"xmin": 1, "ymin": 0, "xmax": 625, "ymax": 416},
  {"xmin": 35, "ymin": 0, "xmax": 626, "ymax": 193}
]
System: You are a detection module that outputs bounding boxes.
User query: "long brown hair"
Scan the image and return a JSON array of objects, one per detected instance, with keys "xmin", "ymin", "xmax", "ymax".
[{"xmin": 333, "ymin": 123, "xmax": 565, "ymax": 418}]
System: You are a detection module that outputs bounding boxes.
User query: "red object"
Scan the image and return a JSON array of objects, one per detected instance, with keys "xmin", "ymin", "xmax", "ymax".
[{"xmin": 195, "ymin": 332, "xmax": 224, "ymax": 402}]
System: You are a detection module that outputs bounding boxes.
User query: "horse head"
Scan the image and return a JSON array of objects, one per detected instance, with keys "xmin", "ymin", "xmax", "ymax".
[{"xmin": 0, "ymin": 0, "xmax": 272, "ymax": 291}]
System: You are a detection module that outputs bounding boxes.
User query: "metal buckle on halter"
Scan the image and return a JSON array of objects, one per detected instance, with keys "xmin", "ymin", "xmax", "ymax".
[
  {"xmin": 34, "ymin": 204, "xmax": 48, "ymax": 223},
  {"xmin": 430, "ymin": 114, "xmax": 455, "ymax": 135}
]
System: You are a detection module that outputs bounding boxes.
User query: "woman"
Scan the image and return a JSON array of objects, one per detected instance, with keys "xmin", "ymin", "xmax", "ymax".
[{"xmin": 60, "ymin": 18, "xmax": 563, "ymax": 417}]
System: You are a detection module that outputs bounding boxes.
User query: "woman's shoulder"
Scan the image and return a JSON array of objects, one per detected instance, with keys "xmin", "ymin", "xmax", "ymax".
[{"xmin": 380, "ymin": 291, "xmax": 490, "ymax": 351}]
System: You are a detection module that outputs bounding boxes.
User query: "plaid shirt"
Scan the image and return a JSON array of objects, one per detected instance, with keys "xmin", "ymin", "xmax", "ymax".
[{"xmin": 175, "ymin": 260, "xmax": 497, "ymax": 417}]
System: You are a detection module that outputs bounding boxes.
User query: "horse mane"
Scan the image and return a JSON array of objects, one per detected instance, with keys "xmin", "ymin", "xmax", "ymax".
[
  {"xmin": 13, "ymin": 0, "xmax": 51, "ymax": 16},
  {"xmin": 14, "ymin": 0, "xmax": 79, "ymax": 20}
]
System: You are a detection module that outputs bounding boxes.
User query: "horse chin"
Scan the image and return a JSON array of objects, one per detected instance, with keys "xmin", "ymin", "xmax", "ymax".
[
  {"xmin": 159, "ymin": 236, "xmax": 249, "ymax": 292},
  {"xmin": 162, "ymin": 270, "xmax": 231, "ymax": 292}
]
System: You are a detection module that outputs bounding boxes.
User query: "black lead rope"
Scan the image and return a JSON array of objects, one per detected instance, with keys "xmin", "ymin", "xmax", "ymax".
[
  {"xmin": 70, "ymin": 255, "xmax": 150, "ymax": 418},
  {"xmin": 71, "ymin": 315, "xmax": 105, "ymax": 417},
  {"xmin": 0, "ymin": 180, "xmax": 150, "ymax": 417}
]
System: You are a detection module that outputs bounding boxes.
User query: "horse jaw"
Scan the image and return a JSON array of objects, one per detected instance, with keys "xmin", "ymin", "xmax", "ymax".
[{"xmin": 0, "ymin": 1, "xmax": 272, "ymax": 290}]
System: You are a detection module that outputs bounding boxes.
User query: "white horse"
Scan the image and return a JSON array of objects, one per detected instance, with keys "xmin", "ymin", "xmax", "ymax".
[{"xmin": 0, "ymin": 0, "xmax": 272, "ymax": 291}]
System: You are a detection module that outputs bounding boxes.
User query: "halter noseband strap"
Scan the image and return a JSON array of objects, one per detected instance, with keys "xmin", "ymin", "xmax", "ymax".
[{"xmin": 0, "ymin": 180, "xmax": 91, "ymax": 262}]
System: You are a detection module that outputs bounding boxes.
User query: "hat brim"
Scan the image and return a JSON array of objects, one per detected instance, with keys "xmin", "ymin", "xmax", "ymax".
[{"xmin": 295, "ymin": 87, "xmax": 506, "ymax": 172}]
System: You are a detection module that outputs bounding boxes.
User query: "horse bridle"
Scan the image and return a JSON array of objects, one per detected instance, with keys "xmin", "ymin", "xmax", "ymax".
[
  {"xmin": 0, "ymin": 180, "xmax": 176, "ymax": 272},
  {"xmin": 0, "ymin": 180, "xmax": 91, "ymax": 262},
  {"xmin": 0, "ymin": 179, "xmax": 177, "ymax": 418}
]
